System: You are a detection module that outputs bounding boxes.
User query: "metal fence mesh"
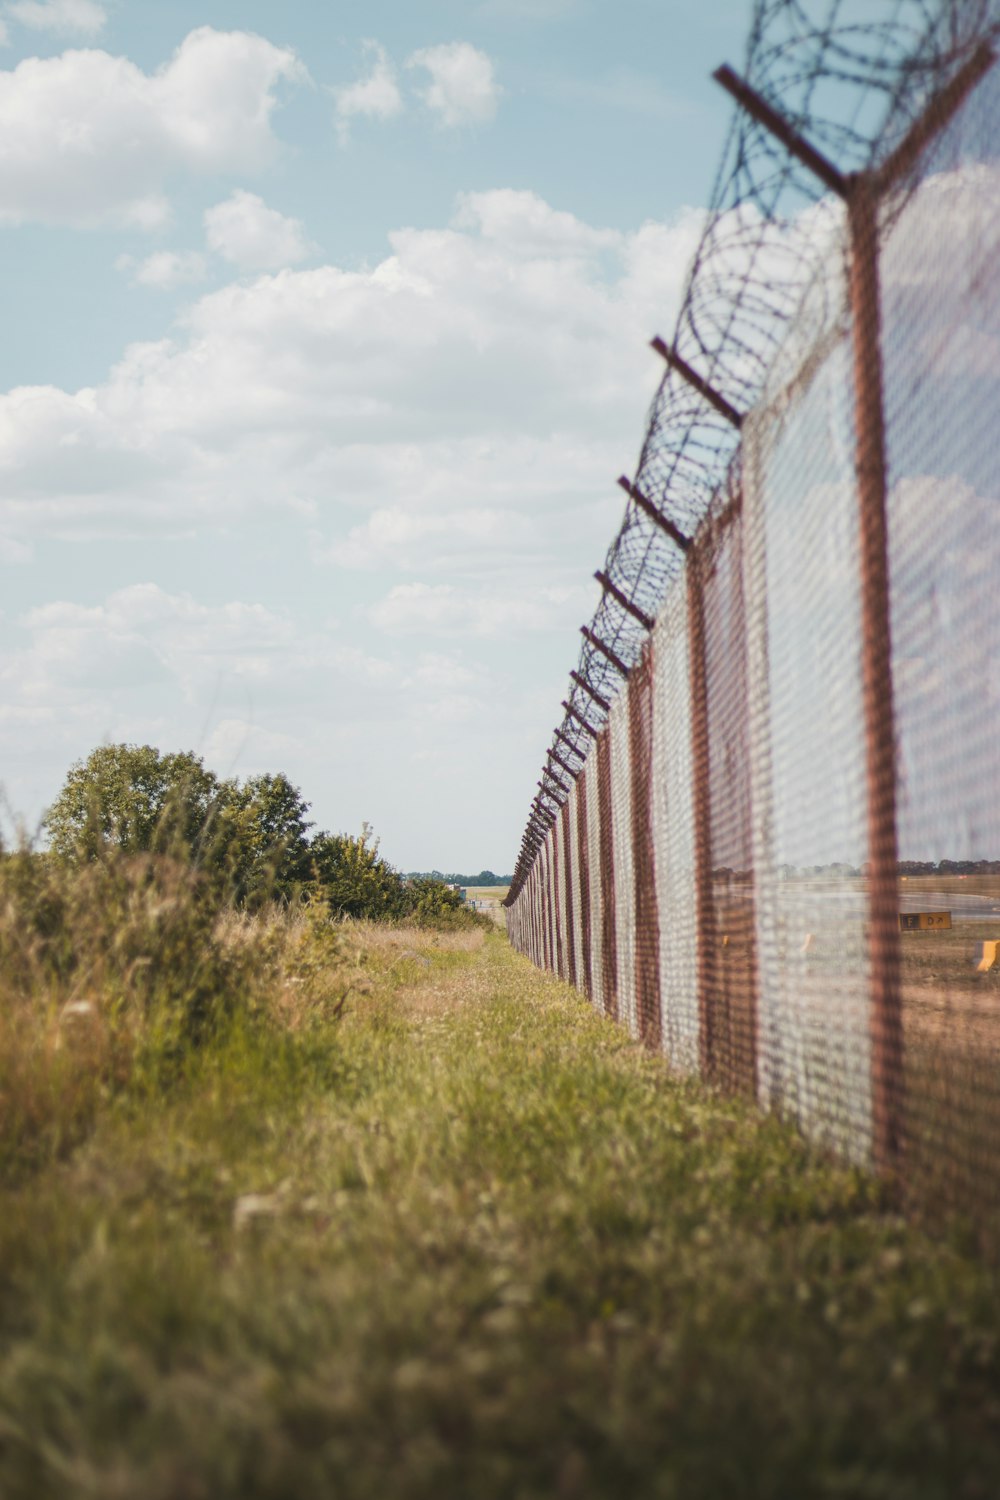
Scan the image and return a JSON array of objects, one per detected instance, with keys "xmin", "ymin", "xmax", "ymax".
[
  {"xmin": 651, "ymin": 579, "xmax": 700, "ymax": 1072},
  {"xmin": 745, "ymin": 292, "xmax": 874, "ymax": 1159},
  {"xmin": 881, "ymin": 55, "xmax": 1000, "ymax": 1216},
  {"xmin": 505, "ymin": 0, "xmax": 1000, "ymax": 1245},
  {"xmin": 610, "ymin": 692, "xmax": 637, "ymax": 1038}
]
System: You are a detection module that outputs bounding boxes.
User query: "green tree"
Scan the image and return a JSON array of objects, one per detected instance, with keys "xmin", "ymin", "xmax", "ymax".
[
  {"xmin": 309, "ymin": 824, "xmax": 410, "ymax": 921},
  {"xmin": 407, "ymin": 876, "xmax": 467, "ymax": 925},
  {"xmin": 224, "ymin": 773, "xmax": 314, "ymax": 906},
  {"xmin": 45, "ymin": 744, "xmax": 224, "ymax": 862},
  {"xmin": 46, "ymin": 746, "xmax": 320, "ymax": 910}
]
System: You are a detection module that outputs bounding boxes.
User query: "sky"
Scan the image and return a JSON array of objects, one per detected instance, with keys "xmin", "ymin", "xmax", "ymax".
[{"xmin": 0, "ymin": 0, "xmax": 751, "ymax": 872}]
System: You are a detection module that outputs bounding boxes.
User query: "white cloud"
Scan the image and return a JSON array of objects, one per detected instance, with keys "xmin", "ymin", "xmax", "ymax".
[
  {"xmin": 6, "ymin": 0, "xmax": 106, "ymax": 35},
  {"xmin": 452, "ymin": 187, "xmax": 621, "ymax": 256},
  {"xmin": 0, "ymin": 182, "xmax": 866, "ymax": 868},
  {"xmin": 204, "ymin": 189, "xmax": 314, "ymax": 272},
  {"xmin": 889, "ymin": 474, "xmax": 1000, "ymax": 861},
  {"xmin": 145, "ymin": 30, "xmax": 305, "ymax": 171},
  {"xmin": 202, "ymin": 717, "xmax": 306, "ymax": 777},
  {"xmin": 370, "ymin": 580, "xmax": 590, "ymax": 637},
  {"xmin": 882, "ymin": 164, "xmax": 1000, "ymax": 291},
  {"xmin": 878, "ymin": 163, "xmax": 1000, "ymax": 387},
  {"xmin": 3, "ymin": 154, "xmax": 995, "ymax": 871},
  {"xmin": 120, "ymin": 195, "xmax": 172, "ymax": 231},
  {"xmin": 0, "ymin": 534, "xmax": 30, "ymax": 562},
  {"xmin": 406, "ymin": 652, "xmax": 479, "ymax": 692},
  {"xmin": 6, "ymin": 0, "xmax": 105, "ymax": 34},
  {"xmin": 0, "ymin": 573, "xmax": 543, "ymax": 866},
  {"xmin": 333, "ymin": 39, "xmax": 402, "ymax": 142},
  {"xmin": 0, "ymin": 189, "xmax": 700, "ymax": 544},
  {"xmin": 0, "ymin": 27, "xmax": 305, "ymax": 228},
  {"xmin": 407, "ymin": 42, "xmax": 499, "ymax": 127},
  {"xmin": 117, "ymin": 249, "xmax": 208, "ymax": 289},
  {"xmin": 14, "ymin": 585, "xmax": 296, "ymax": 699},
  {"xmin": 4, "ymin": 581, "xmax": 455, "ymax": 749},
  {"xmin": 328, "ymin": 505, "xmax": 516, "ymax": 570}
]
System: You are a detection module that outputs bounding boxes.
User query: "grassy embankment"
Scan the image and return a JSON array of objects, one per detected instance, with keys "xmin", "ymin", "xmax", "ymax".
[{"xmin": 1, "ymin": 892, "xmax": 1000, "ymax": 1498}]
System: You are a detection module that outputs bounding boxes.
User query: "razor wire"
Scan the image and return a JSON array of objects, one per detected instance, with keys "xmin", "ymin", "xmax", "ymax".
[{"xmin": 509, "ymin": 0, "xmax": 1000, "ymax": 903}]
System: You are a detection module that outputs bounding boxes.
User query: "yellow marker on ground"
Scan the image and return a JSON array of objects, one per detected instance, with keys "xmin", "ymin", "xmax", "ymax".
[{"xmin": 976, "ymin": 941, "xmax": 1000, "ymax": 973}]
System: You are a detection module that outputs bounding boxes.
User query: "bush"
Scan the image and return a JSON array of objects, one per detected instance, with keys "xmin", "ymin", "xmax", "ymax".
[
  {"xmin": 309, "ymin": 824, "xmax": 412, "ymax": 921},
  {"xmin": 310, "ymin": 827, "xmax": 488, "ymax": 929},
  {"xmin": 0, "ymin": 845, "xmax": 281, "ymax": 1178},
  {"xmin": 41, "ymin": 743, "xmax": 492, "ymax": 932},
  {"xmin": 407, "ymin": 876, "xmax": 485, "ymax": 929}
]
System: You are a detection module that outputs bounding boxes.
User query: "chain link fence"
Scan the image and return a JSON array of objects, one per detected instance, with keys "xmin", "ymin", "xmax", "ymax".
[{"xmin": 505, "ymin": 0, "xmax": 1000, "ymax": 1240}]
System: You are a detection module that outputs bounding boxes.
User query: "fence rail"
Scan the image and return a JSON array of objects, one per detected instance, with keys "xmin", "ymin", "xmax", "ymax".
[{"xmin": 506, "ymin": 0, "xmax": 1000, "ymax": 1239}]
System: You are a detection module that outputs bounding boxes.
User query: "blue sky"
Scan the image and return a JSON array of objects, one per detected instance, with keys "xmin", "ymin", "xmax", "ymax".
[{"xmin": 0, "ymin": 0, "xmax": 750, "ymax": 871}]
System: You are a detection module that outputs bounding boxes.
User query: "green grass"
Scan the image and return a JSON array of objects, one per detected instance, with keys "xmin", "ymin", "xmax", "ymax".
[{"xmin": 1, "ymin": 930, "xmax": 999, "ymax": 1499}]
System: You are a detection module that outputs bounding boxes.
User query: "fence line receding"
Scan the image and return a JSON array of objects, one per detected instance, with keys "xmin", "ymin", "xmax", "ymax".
[{"xmin": 505, "ymin": 0, "xmax": 1000, "ymax": 1240}]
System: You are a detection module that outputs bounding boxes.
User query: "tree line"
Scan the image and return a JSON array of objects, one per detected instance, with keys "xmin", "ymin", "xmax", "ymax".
[{"xmin": 37, "ymin": 743, "xmax": 479, "ymax": 926}]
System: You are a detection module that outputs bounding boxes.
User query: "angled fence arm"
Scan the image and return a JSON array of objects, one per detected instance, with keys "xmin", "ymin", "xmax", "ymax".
[
  {"xmin": 555, "ymin": 726, "xmax": 587, "ymax": 761},
  {"xmin": 582, "ymin": 624, "xmax": 631, "ymax": 677},
  {"xmin": 650, "ymin": 337, "xmax": 745, "ymax": 430},
  {"xmin": 595, "ymin": 571, "xmax": 655, "ymax": 632},
  {"xmin": 570, "ymin": 670, "xmax": 611, "ymax": 714}
]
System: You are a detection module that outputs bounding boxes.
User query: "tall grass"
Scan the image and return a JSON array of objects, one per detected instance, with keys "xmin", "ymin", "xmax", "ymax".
[
  {"xmin": 0, "ymin": 933, "xmax": 998, "ymax": 1498},
  {"xmin": 0, "ymin": 847, "xmax": 359, "ymax": 1181}
]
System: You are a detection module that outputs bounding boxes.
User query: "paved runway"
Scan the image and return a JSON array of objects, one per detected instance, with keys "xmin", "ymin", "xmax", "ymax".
[
  {"xmin": 898, "ymin": 889, "xmax": 1000, "ymax": 922},
  {"xmin": 768, "ymin": 880, "xmax": 1000, "ymax": 924}
]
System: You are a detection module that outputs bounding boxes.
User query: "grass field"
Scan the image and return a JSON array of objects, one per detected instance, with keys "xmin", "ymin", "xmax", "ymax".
[
  {"xmin": 464, "ymin": 885, "xmax": 509, "ymax": 927},
  {"xmin": 2, "ymin": 926, "xmax": 1000, "ymax": 1498},
  {"xmin": 902, "ymin": 924, "xmax": 1000, "ymax": 995}
]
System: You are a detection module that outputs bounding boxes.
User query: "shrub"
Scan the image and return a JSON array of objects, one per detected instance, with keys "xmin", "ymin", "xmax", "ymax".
[
  {"xmin": 0, "ymin": 845, "xmax": 275, "ymax": 1178},
  {"xmin": 309, "ymin": 824, "xmax": 412, "ymax": 921},
  {"xmin": 407, "ymin": 876, "xmax": 487, "ymax": 929}
]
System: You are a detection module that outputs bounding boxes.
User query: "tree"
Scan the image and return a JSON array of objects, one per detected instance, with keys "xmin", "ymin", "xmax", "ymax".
[
  {"xmin": 309, "ymin": 823, "xmax": 410, "ymax": 920},
  {"xmin": 45, "ymin": 748, "xmax": 314, "ymax": 908},
  {"xmin": 224, "ymin": 772, "xmax": 314, "ymax": 905},
  {"xmin": 45, "ymin": 744, "xmax": 486, "ymax": 927},
  {"xmin": 45, "ymin": 744, "xmax": 224, "ymax": 862},
  {"xmin": 407, "ymin": 876, "xmax": 467, "ymax": 925}
]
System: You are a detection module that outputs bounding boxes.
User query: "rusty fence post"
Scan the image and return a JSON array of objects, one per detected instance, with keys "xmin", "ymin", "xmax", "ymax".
[
  {"xmin": 576, "ymin": 769, "xmax": 593, "ymax": 999},
  {"xmin": 629, "ymin": 641, "xmax": 662, "ymax": 1050},
  {"xmin": 596, "ymin": 727, "xmax": 619, "ymax": 1020},
  {"xmin": 846, "ymin": 174, "xmax": 902, "ymax": 1172},
  {"xmin": 686, "ymin": 542, "xmax": 716, "ymax": 1081},
  {"xmin": 562, "ymin": 800, "xmax": 578, "ymax": 990}
]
